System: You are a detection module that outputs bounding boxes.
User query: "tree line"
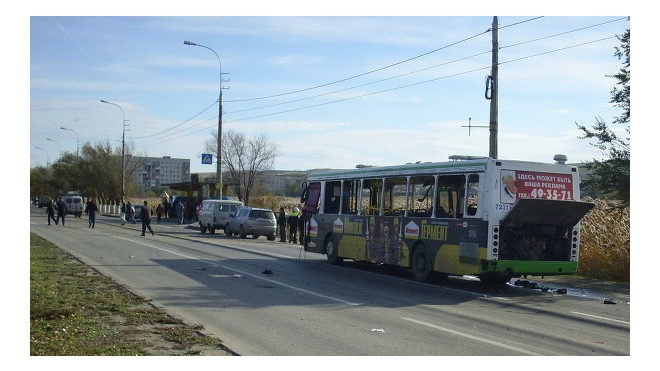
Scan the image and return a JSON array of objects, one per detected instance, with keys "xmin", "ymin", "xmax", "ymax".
[{"xmin": 31, "ymin": 131, "xmax": 281, "ymax": 206}]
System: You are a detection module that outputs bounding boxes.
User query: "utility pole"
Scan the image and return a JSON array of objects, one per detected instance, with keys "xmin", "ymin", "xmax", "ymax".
[{"xmin": 488, "ymin": 16, "xmax": 499, "ymax": 159}]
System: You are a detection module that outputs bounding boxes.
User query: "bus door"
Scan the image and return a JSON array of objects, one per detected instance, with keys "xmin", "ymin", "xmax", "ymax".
[{"xmin": 301, "ymin": 181, "xmax": 322, "ymax": 253}]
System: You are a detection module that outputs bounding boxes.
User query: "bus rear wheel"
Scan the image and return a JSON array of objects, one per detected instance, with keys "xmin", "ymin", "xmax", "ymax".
[
  {"xmin": 325, "ymin": 237, "xmax": 342, "ymax": 265},
  {"xmin": 412, "ymin": 247, "xmax": 431, "ymax": 282}
]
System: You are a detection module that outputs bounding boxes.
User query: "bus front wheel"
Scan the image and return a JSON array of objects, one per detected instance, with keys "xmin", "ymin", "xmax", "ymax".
[
  {"xmin": 325, "ymin": 237, "xmax": 342, "ymax": 265},
  {"xmin": 412, "ymin": 247, "xmax": 431, "ymax": 282}
]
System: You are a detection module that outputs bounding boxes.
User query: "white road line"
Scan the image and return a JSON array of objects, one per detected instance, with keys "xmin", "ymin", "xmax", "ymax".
[
  {"xmin": 570, "ymin": 311, "xmax": 630, "ymax": 325},
  {"xmin": 400, "ymin": 316, "xmax": 543, "ymax": 356},
  {"xmin": 116, "ymin": 236, "xmax": 361, "ymax": 306}
]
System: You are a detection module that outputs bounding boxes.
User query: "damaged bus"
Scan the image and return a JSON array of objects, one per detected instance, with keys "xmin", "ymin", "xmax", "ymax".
[{"xmin": 299, "ymin": 156, "xmax": 594, "ymax": 284}]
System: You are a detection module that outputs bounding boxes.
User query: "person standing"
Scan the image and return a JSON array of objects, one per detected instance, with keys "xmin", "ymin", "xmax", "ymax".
[
  {"xmin": 164, "ymin": 200, "xmax": 171, "ymax": 219},
  {"xmin": 55, "ymin": 197, "xmax": 67, "ymax": 226},
  {"xmin": 277, "ymin": 207, "xmax": 287, "ymax": 243},
  {"xmin": 85, "ymin": 198, "xmax": 99, "ymax": 228},
  {"xmin": 287, "ymin": 207, "xmax": 299, "ymax": 244},
  {"xmin": 140, "ymin": 200, "xmax": 154, "ymax": 236},
  {"xmin": 46, "ymin": 198, "xmax": 57, "ymax": 225},
  {"xmin": 175, "ymin": 201, "xmax": 184, "ymax": 225},
  {"xmin": 119, "ymin": 202, "xmax": 127, "ymax": 225},
  {"xmin": 126, "ymin": 202, "xmax": 133, "ymax": 224},
  {"xmin": 156, "ymin": 203, "xmax": 164, "ymax": 224}
]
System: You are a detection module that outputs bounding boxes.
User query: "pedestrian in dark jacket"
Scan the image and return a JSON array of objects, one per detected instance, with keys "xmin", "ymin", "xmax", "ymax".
[
  {"xmin": 55, "ymin": 197, "xmax": 67, "ymax": 226},
  {"xmin": 85, "ymin": 198, "xmax": 99, "ymax": 228},
  {"xmin": 156, "ymin": 203, "xmax": 164, "ymax": 224},
  {"xmin": 140, "ymin": 200, "xmax": 154, "ymax": 236},
  {"xmin": 46, "ymin": 199, "xmax": 57, "ymax": 225},
  {"xmin": 278, "ymin": 207, "xmax": 287, "ymax": 242}
]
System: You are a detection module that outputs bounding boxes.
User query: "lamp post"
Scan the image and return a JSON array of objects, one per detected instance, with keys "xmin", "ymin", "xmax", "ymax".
[
  {"xmin": 46, "ymin": 137, "xmax": 61, "ymax": 158},
  {"xmin": 60, "ymin": 126, "xmax": 79, "ymax": 157},
  {"xmin": 34, "ymin": 146, "xmax": 49, "ymax": 167},
  {"xmin": 184, "ymin": 40, "xmax": 224, "ymax": 199},
  {"xmin": 100, "ymin": 100, "xmax": 127, "ymax": 203}
]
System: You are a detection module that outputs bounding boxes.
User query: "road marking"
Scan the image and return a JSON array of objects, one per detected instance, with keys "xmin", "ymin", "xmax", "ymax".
[
  {"xmin": 570, "ymin": 311, "xmax": 630, "ymax": 325},
  {"xmin": 400, "ymin": 317, "xmax": 543, "ymax": 355},
  {"xmin": 116, "ymin": 236, "xmax": 361, "ymax": 307}
]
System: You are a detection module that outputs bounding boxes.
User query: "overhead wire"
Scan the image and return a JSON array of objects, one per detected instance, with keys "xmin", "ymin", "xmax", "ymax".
[{"xmin": 132, "ymin": 16, "xmax": 627, "ymax": 149}]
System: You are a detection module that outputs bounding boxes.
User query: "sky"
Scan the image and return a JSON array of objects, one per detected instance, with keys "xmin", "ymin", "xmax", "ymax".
[{"xmin": 26, "ymin": 8, "xmax": 632, "ymax": 175}]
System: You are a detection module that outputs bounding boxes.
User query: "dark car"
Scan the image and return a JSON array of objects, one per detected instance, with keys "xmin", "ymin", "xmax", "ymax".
[{"xmin": 225, "ymin": 206, "xmax": 277, "ymax": 240}]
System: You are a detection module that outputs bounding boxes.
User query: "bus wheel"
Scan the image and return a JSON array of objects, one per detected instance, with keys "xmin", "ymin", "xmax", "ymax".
[
  {"xmin": 325, "ymin": 237, "xmax": 342, "ymax": 265},
  {"xmin": 412, "ymin": 247, "xmax": 431, "ymax": 282}
]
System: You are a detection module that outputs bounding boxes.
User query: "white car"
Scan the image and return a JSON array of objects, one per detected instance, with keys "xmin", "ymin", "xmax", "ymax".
[{"xmin": 198, "ymin": 199, "xmax": 244, "ymax": 234}]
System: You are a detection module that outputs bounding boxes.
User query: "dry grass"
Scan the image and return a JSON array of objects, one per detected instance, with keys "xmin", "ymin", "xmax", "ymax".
[{"xmin": 577, "ymin": 197, "xmax": 630, "ymax": 282}]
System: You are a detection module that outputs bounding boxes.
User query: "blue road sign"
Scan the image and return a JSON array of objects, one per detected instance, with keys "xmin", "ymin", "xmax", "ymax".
[{"xmin": 202, "ymin": 153, "xmax": 213, "ymax": 164}]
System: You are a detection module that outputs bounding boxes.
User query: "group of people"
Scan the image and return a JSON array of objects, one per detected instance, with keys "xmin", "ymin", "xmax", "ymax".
[
  {"xmin": 45, "ymin": 197, "xmax": 308, "ymax": 243},
  {"xmin": 119, "ymin": 200, "xmax": 155, "ymax": 236},
  {"xmin": 119, "ymin": 202, "xmax": 137, "ymax": 225},
  {"xmin": 277, "ymin": 206, "xmax": 305, "ymax": 245},
  {"xmin": 45, "ymin": 196, "xmax": 99, "ymax": 228},
  {"xmin": 45, "ymin": 197, "xmax": 67, "ymax": 226}
]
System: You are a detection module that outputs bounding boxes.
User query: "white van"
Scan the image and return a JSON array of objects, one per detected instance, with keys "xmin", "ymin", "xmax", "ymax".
[
  {"xmin": 61, "ymin": 195, "xmax": 84, "ymax": 217},
  {"xmin": 197, "ymin": 199, "xmax": 244, "ymax": 234}
]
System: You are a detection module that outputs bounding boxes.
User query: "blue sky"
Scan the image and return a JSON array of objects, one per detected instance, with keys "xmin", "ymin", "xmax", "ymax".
[{"xmin": 28, "ymin": 8, "xmax": 630, "ymax": 174}]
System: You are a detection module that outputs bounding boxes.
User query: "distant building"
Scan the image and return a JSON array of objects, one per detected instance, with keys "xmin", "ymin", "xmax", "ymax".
[
  {"xmin": 128, "ymin": 157, "xmax": 319, "ymax": 196},
  {"xmin": 128, "ymin": 155, "xmax": 190, "ymax": 188}
]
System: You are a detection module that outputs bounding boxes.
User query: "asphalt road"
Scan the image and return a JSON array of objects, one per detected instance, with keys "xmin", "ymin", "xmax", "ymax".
[{"xmin": 29, "ymin": 206, "xmax": 630, "ymax": 356}]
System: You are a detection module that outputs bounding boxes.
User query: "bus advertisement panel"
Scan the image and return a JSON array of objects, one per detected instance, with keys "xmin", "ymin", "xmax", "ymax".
[{"xmin": 501, "ymin": 170, "xmax": 575, "ymax": 204}]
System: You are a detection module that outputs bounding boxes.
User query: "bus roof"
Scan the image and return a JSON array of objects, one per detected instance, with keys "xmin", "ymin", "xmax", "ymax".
[
  {"xmin": 307, "ymin": 158, "xmax": 578, "ymax": 181},
  {"xmin": 308, "ymin": 159, "xmax": 491, "ymax": 181}
]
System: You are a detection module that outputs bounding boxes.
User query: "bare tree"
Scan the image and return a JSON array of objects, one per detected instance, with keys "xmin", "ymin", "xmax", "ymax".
[{"xmin": 206, "ymin": 129, "xmax": 280, "ymax": 205}]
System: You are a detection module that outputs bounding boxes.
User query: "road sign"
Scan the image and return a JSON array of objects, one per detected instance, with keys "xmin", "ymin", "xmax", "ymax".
[{"xmin": 202, "ymin": 153, "xmax": 213, "ymax": 165}]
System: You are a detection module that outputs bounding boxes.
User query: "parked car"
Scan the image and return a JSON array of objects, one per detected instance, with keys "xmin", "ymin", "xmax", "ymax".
[
  {"xmin": 198, "ymin": 199, "xmax": 244, "ymax": 234},
  {"xmin": 225, "ymin": 206, "xmax": 277, "ymax": 240}
]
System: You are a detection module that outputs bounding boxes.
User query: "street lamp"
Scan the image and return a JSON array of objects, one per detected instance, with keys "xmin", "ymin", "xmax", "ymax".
[
  {"xmin": 34, "ymin": 146, "xmax": 49, "ymax": 167},
  {"xmin": 184, "ymin": 40, "xmax": 224, "ymax": 199},
  {"xmin": 60, "ymin": 126, "xmax": 79, "ymax": 157},
  {"xmin": 46, "ymin": 137, "xmax": 61, "ymax": 158},
  {"xmin": 100, "ymin": 99, "xmax": 127, "ymax": 203}
]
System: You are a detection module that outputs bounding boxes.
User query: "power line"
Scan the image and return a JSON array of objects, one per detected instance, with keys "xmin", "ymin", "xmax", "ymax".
[{"xmin": 129, "ymin": 17, "xmax": 628, "ymax": 148}]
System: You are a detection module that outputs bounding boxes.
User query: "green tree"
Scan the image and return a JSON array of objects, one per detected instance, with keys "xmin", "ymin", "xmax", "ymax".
[{"xmin": 577, "ymin": 28, "xmax": 630, "ymax": 205}]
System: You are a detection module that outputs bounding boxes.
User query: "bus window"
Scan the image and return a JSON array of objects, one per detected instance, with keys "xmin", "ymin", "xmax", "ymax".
[
  {"xmin": 466, "ymin": 174, "xmax": 480, "ymax": 216},
  {"xmin": 361, "ymin": 178, "xmax": 382, "ymax": 215},
  {"xmin": 341, "ymin": 180, "xmax": 360, "ymax": 214},
  {"xmin": 324, "ymin": 181, "xmax": 341, "ymax": 214},
  {"xmin": 383, "ymin": 177, "xmax": 406, "ymax": 216},
  {"xmin": 437, "ymin": 174, "xmax": 465, "ymax": 218},
  {"xmin": 408, "ymin": 176, "xmax": 433, "ymax": 217}
]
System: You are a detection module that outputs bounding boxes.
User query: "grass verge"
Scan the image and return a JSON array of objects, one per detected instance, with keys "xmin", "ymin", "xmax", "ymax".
[{"xmin": 29, "ymin": 233, "xmax": 233, "ymax": 356}]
